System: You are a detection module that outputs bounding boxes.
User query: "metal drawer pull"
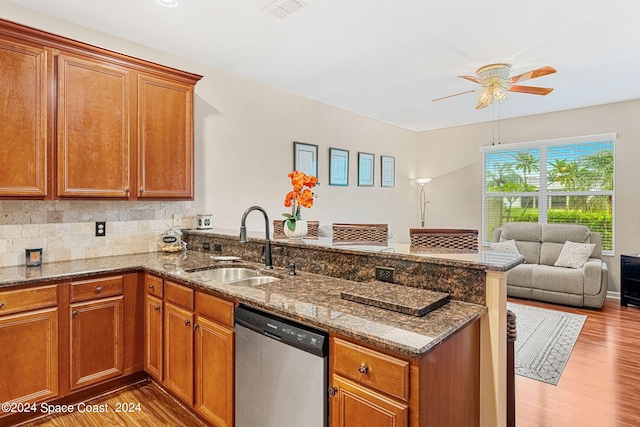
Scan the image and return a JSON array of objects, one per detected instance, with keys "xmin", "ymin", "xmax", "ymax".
[
  {"xmin": 95, "ymin": 286, "xmax": 103, "ymax": 293},
  {"xmin": 154, "ymin": 305, "xmax": 160, "ymax": 311},
  {"xmin": 0, "ymin": 302, "xmax": 4, "ymax": 309},
  {"xmin": 148, "ymin": 285, "xmax": 155, "ymax": 290},
  {"xmin": 328, "ymin": 387, "xmax": 338, "ymax": 397},
  {"xmin": 72, "ymin": 311, "xmax": 78, "ymax": 318},
  {"xmin": 358, "ymin": 364, "xmax": 370, "ymax": 374},
  {"xmin": 184, "ymin": 319, "xmax": 191, "ymax": 327},
  {"xmin": 193, "ymin": 323, "xmax": 200, "ymax": 331}
]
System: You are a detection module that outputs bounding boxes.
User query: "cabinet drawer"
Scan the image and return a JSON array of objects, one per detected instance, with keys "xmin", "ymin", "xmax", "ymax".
[
  {"xmin": 332, "ymin": 337, "xmax": 410, "ymax": 401},
  {"xmin": 165, "ymin": 281, "xmax": 194, "ymax": 310},
  {"xmin": 196, "ymin": 291, "xmax": 234, "ymax": 327},
  {"xmin": 145, "ymin": 274, "xmax": 164, "ymax": 298},
  {"xmin": 0, "ymin": 285, "xmax": 57, "ymax": 316},
  {"xmin": 70, "ymin": 276, "xmax": 124, "ymax": 303}
]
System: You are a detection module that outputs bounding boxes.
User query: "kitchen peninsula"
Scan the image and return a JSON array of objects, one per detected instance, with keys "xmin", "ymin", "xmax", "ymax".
[{"xmin": 0, "ymin": 230, "xmax": 522, "ymax": 427}]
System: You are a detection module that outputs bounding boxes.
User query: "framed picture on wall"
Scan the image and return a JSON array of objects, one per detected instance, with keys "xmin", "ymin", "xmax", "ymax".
[
  {"xmin": 358, "ymin": 152, "xmax": 374, "ymax": 186},
  {"xmin": 329, "ymin": 148, "xmax": 349, "ymax": 186},
  {"xmin": 381, "ymin": 155, "xmax": 395, "ymax": 187},
  {"xmin": 293, "ymin": 141, "xmax": 318, "ymax": 177}
]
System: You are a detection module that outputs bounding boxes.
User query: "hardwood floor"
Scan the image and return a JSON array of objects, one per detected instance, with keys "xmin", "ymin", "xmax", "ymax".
[
  {"xmin": 511, "ymin": 297, "xmax": 640, "ymax": 427},
  {"xmin": 17, "ymin": 380, "xmax": 207, "ymax": 427}
]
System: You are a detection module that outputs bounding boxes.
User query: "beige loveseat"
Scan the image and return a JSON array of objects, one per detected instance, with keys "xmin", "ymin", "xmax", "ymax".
[{"xmin": 492, "ymin": 222, "xmax": 608, "ymax": 308}]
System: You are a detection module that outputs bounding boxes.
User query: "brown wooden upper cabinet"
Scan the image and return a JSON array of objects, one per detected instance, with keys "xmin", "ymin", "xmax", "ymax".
[
  {"xmin": 57, "ymin": 54, "xmax": 131, "ymax": 198},
  {"xmin": 0, "ymin": 18, "xmax": 202, "ymax": 200},
  {"xmin": 0, "ymin": 37, "xmax": 48, "ymax": 198},
  {"xmin": 137, "ymin": 75, "xmax": 194, "ymax": 199}
]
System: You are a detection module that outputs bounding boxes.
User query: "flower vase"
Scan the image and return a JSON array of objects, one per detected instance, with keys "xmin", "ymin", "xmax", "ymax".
[{"xmin": 284, "ymin": 220, "xmax": 308, "ymax": 240}]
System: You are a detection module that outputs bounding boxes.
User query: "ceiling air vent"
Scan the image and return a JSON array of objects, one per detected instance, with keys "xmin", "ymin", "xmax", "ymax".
[{"xmin": 264, "ymin": 0, "xmax": 307, "ymax": 19}]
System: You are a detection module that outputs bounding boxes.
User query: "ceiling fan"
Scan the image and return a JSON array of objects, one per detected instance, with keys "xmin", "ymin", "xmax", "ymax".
[{"xmin": 432, "ymin": 63, "xmax": 557, "ymax": 110}]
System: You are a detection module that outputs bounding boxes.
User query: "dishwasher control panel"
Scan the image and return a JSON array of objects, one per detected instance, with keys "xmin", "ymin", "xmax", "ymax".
[{"xmin": 235, "ymin": 305, "xmax": 328, "ymax": 357}]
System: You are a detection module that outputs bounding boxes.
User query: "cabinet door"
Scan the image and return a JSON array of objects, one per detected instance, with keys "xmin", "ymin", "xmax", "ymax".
[
  {"xmin": 0, "ymin": 308, "xmax": 58, "ymax": 411},
  {"xmin": 330, "ymin": 375, "xmax": 408, "ymax": 427},
  {"xmin": 57, "ymin": 54, "xmax": 131, "ymax": 198},
  {"xmin": 195, "ymin": 316, "xmax": 234, "ymax": 427},
  {"xmin": 164, "ymin": 302, "xmax": 194, "ymax": 404},
  {"xmin": 144, "ymin": 293, "xmax": 163, "ymax": 381},
  {"xmin": 70, "ymin": 296, "xmax": 124, "ymax": 390},
  {"xmin": 0, "ymin": 39, "xmax": 48, "ymax": 197},
  {"xmin": 137, "ymin": 75, "xmax": 194, "ymax": 199}
]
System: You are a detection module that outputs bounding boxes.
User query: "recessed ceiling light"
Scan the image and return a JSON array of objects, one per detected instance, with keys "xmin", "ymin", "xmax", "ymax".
[{"xmin": 156, "ymin": 0, "xmax": 178, "ymax": 8}]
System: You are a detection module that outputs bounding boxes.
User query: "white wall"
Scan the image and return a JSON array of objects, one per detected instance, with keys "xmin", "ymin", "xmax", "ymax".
[{"xmin": 417, "ymin": 100, "xmax": 640, "ymax": 292}]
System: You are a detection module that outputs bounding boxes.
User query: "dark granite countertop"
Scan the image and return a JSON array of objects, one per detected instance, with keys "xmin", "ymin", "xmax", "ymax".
[
  {"xmin": 0, "ymin": 251, "xmax": 486, "ymax": 359},
  {"xmin": 188, "ymin": 228, "xmax": 525, "ymax": 272}
]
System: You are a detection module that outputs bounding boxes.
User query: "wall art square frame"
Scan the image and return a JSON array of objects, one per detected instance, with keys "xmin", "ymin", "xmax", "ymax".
[
  {"xmin": 329, "ymin": 147, "xmax": 349, "ymax": 186},
  {"xmin": 381, "ymin": 155, "xmax": 395, "ymax": 187},
  {"xmin": 358, "ymin": 152, "xmax": 375, "ymax": 186},
  {"xmin": 293, "ymin": 141, "xmax": 318, "ymax": 177}
]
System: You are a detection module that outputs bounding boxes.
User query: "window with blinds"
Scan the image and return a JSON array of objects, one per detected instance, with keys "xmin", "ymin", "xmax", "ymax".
[{"xmin": 482, "ymin": 133, "xmax": 615, "ymax": 252}]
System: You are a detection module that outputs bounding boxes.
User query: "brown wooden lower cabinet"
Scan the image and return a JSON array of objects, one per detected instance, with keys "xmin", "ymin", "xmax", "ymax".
[
  {"xmin": 331, "ymin": 374, "xmax": 409, "ymax": 427},
  {"xmin": 69, "ymin": 295, "xmax": 124, "ymax": 390},
  {"xmin": 330, "ymin": 319, "xmax": 480, "ymax": 427},
  {"xmin": 194, "ymin": 315, "xmax": 234, "ymax": 427},
  {"xmin": 144, "ymin": 293, "xmax": 163, "ymax": 381},
  {"xmin": 163, "ymin": 301, "xmax": 195, "ymax": 404},
  {"xmin": 0, "ymin": 307, "xmax": 59, "ymax": 412}
]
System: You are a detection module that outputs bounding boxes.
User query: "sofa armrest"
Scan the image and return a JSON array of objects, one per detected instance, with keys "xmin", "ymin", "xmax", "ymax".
[{"xmin": 583, "ymin": 258, "xmax": 605, "ymax": 296}]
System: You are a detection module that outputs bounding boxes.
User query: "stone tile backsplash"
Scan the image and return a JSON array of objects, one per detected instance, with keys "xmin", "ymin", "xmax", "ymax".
[{"xmin": 0, "ymin": 200, "xmax": 193, "ymax": 267}]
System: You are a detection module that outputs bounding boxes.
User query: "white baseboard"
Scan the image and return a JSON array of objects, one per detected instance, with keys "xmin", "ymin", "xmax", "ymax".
[{"xmin": 607, "ymin": 291, "xmax": 620, "ymax": 300}]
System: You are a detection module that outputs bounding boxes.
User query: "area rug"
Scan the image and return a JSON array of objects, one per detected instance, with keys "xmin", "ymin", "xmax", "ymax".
[{"xmin": 507, "ymin": 302, "xmax": 587, "ymax": 385}]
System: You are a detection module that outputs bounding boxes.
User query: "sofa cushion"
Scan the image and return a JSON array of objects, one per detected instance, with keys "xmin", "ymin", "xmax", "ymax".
[
  {"xmin": 507, "ymin": 264, "xmax": 536, "ymax": 288},
  {"xmin": 532, "ymin": 265, "xmax": 584, "ymax": 295},
  {"xmin": 512, "ymin": 241, "xmax": 540, "ymax": 265},
  {"xmin": 554, "ymin": 241, "xmax": 596, "ymax": 268},
  {"xmin": 540, "ymin": 242, "xmax": 565, "ymax": 266},
  {"xmin": 490, "ymin": 239, "xmax": 520, "ymax": 254},
  {"xmin": 501, "ymin": 222, "xmax": 541, "ymax": 242},
  {"xmin": 541, "ymin": 224, "xmax": 589, "ymax": 244}
]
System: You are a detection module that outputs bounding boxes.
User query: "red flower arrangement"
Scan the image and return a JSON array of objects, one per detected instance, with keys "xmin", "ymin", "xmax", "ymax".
[{"xmin": 283, "ymin": 170, "xmax": 318, "ymax": 231}]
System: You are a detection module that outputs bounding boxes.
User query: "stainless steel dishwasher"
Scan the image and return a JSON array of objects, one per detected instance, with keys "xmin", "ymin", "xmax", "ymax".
[{"xmin": 235, "ymin": 304, "xmax": 328, "ymax": 427}]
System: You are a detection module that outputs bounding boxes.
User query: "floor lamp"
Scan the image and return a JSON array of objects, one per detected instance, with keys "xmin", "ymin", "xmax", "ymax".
[{"xmin": 415, "ymin": 178, "xmax": 431, "ymax": 227}]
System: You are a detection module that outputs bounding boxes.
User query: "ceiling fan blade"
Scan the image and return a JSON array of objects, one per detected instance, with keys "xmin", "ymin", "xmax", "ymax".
[
  {"xmin": 507, "ymin": 66, "xmax": 556, "ymax": 84},
  {"xmin": 508, "ymin": 85, "xmax": 554, "ymax": 96},
  {"xmin": 458, "ymin": 75, "xmax": 482, "ymax": 84},
  {"xmin": 431, "ymin": 89, "xmax": 477, "ymax": 102}
]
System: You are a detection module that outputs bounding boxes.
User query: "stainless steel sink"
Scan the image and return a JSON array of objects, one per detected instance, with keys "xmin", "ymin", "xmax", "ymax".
[
  {"xmin": 191, "ymin": 267, "xmax": 260, "ymax": 282},
  {"xmin": 187, "ymin": 267, "xmax": 279, "ymax": 286},
  {"xmin": 228, "ymin": 276, "xmax": 280, "ymax": 286}
]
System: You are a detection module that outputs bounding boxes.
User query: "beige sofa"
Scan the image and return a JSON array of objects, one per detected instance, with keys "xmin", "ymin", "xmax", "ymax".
[{"xmin": 492, "ymin": 222, "xmax": 608, "ymax": 308}]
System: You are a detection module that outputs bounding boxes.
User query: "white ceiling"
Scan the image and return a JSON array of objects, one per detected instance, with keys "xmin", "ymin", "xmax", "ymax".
[{"xmin": 6, "ymin": 0, "xmax": 640, "ymax": 131}]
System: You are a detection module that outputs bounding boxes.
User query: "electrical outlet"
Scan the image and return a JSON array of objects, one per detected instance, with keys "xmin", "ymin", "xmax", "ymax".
[
  {"xmin": 375, "ymin": 266, "xmax": 395, "ymax": 283},
  {"xmin": 95, "ymin": 221, "xmax": 106, "ymax": 237},
  {"xmin": 203, "ymin": 242, "xmax": 211, "ymax": 252},
  {"xmin": 213, "ymin": 244, "xmax": 223, "ymax": 252},
  {"xmin": 173, "ymin": 214, "xmax": 182, "ymax": 227}
]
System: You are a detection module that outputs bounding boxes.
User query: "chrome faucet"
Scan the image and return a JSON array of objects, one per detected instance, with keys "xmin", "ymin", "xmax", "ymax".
[{"xmin": 239, "ymin": 206, "xmax": 273, "ymax": 269}]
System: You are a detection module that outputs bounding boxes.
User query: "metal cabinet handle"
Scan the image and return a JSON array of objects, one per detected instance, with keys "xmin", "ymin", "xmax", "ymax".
[
  {"xmin": 95, "ymin": 286, "xmax": 102, "ymax": 293},
  {"xmin": 72, "ymin": 311, "xmax": 78, "ymax": 318},
  {"xmin": 358, "ymin": 364, "xmax": 370, "ymax": 374},
  {"xmin": 184, "ymin": 319, "xmax": 191, "ymax": 327},
  {"xmin": 139, "ymin": 188, "xmax": 144, "ymax": 194},
  {"xmin": 193, "ymin": 323, "xmax": 200, "ymax": 331},
  {"xmin": 328, "ymin": 387, "xmax": 338, "ymax": 397},
  {"xmin": 148, "ymin": 285, "xmax": 155, "ymax": 290},
  {"xmin": 154, "ymin": 305, "xmax": 160, "ymax": 312},
  {"xmin": 125, "ymin": 187, "xmax": 130, "ymax": 193},
  {"xmin": 0, "ymin": 302, "xmax": 4, "ymax": 309}
]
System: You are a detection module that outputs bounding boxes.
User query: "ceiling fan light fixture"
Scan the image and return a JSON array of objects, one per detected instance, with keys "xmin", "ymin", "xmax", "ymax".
[{"xmin": 493, "ymin": 87, "xmax": 509, "ymax": 102}]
